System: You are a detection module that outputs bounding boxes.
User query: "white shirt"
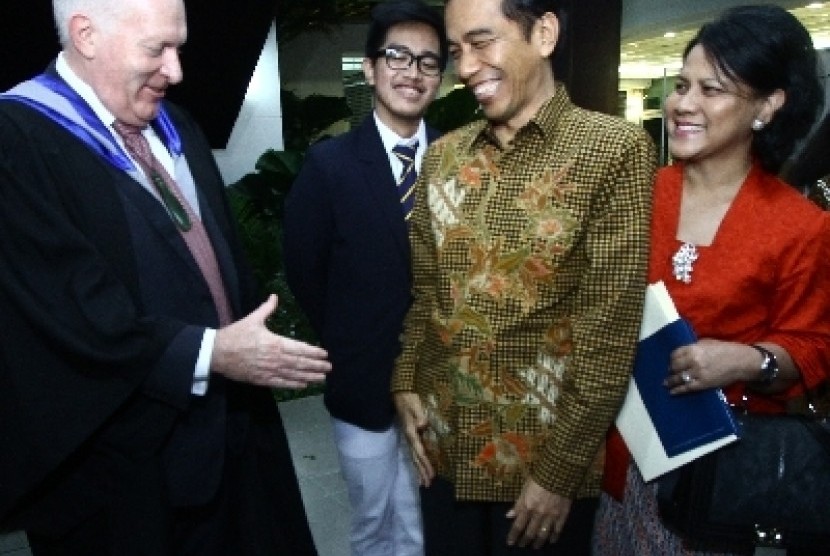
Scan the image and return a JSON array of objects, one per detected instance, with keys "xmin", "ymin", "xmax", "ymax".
[{"xmin": 373, "ymin": 112, "xmax": 428, "ymax": 179}]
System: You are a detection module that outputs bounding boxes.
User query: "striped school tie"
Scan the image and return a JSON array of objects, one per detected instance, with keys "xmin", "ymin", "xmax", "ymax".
[{"xmin": 392, "ymin": 142, "xmax": 419, "ymax": 221}]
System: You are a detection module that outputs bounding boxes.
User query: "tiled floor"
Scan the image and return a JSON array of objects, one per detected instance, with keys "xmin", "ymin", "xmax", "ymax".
[{"xmin": 0, "ymin": 394, "xmax": 350, "ymax": 556}]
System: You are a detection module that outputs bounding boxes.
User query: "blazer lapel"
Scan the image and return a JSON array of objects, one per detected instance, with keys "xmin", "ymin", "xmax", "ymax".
[
  {"xmin": 114, "ymin": 153, "xmax": 242, "ymax": 320},
  {"xmin": 355, "ymin": 118, "xmax": 411, "ymax": 259},
  {"xmin": 177, "ymin": 134, "xmax": 243, "ymax": 318},
  {"xmin": 196, "ymin": 193, "xmax": 241, "ymax": 318},
  {"xmin": 115, "ymin": 173, "xmax": 201, "ymax": 275},
  {"xmin": 426, "ymin": 126, "xmax": 440, "ymax": 145}
]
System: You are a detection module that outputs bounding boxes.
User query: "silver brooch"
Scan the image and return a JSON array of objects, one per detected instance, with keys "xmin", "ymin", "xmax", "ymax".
[{"xmin": 672, "ymin": 242, "xmax": 698, "ymax": 284}]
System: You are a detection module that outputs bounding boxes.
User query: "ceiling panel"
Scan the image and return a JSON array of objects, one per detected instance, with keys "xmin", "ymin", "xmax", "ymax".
[{"xmin": 620, "ymin": 2, "xmax": 830, "ymax": 79}]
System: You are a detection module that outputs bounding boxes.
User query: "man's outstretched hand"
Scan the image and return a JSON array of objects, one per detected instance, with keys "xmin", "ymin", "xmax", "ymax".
[{"xmin": 211, "ymin": 295, "xmax": 331, "ymax": 388}]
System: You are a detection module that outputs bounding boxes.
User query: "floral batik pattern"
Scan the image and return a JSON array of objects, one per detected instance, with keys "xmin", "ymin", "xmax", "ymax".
[
  {"xmin": 394, "ymin": 86, "xmax": 655, "ymax": 501},
  {"xmin": 422, "ymin": 138, "xmax": 581, "ymax": 487}
]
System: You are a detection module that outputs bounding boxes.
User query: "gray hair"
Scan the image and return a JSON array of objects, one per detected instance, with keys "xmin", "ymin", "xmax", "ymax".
[{"xmin": 53, "ymin": 0, "xmax": 120, "ymax": 47}]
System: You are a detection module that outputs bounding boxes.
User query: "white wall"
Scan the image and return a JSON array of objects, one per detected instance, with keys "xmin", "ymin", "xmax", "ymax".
[{"xmin": 212, "ymin": 22, "xmax": 283, "ymax": 186}]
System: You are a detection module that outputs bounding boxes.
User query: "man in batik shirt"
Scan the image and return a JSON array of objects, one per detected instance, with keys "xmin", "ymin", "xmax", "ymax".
[{"xmin": 392, "ymin": 0, "xmax": 657, "ymax": 554}]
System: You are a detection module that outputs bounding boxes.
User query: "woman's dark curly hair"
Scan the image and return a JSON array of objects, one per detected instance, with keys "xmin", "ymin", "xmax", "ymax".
[{"xmin": 684, "ymin": 4, "xmax": 822, "ymax": 174}]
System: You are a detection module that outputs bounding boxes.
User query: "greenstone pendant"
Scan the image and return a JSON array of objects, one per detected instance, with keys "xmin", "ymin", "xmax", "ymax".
[{"xmin": 150, "ymin": 170, "xmax": 192, "ymax": 232}]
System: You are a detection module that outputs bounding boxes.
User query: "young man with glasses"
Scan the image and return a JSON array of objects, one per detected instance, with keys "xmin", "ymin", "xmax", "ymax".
[{"xmin": 283, "ymin": 1, "xmax": 447, "ymax": 554}]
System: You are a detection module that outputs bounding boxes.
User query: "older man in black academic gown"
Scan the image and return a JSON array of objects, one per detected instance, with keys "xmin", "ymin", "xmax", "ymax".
[{"xmin": 0, "ymin": 0, "xmax": 331, "ymax": 554}]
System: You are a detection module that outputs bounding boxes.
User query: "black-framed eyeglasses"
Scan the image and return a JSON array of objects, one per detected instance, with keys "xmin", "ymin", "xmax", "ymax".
[{"xmin": 375, "ymin": 47, "xmax": 442, "ymax": 77}]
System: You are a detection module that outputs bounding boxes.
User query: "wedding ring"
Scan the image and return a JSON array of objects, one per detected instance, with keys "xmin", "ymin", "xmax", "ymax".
[{"xmin": 681, "ymin": 371, "xmax": 692, "ymax": 384}]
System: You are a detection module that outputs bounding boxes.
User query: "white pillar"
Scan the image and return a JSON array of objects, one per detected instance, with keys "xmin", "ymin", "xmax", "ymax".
[{"xmin": 212, "ymin": 21, "xmax": 284, "ymax": 185}]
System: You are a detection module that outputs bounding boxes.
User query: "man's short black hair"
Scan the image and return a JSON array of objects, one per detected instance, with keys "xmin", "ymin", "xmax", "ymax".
[
  {"xmin": 364, "ymin": 0, "xmax": 449, "ymax": 71},
  {"xmin": 499, "ymin": 0, "xmax": 564, "ymax": 41}
]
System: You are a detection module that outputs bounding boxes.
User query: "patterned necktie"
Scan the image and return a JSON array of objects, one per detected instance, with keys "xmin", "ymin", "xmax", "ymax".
[
  {"xmin": 113, "ymin": 121, "xmax": 233, "ymax": 326},
  {"xmin": 392, "ymin": 142, "xmax": 419, "ymax": 221}
]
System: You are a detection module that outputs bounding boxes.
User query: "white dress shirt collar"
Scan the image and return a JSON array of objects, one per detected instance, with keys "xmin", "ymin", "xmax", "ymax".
[{"xmin": 373, "ymin": 111, "xmax": 427, "ymax": 173}]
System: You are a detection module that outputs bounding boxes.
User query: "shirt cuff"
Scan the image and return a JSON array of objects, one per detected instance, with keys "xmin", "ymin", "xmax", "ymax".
[{"xmin": 192, "ymin": 328, "xmax": 216, "ymax": 396}]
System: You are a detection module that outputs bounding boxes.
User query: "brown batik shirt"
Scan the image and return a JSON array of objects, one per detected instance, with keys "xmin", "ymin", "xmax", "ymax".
[{"xmin": 392, "ymin": 84, "xmax": 657, "ymax": 501}]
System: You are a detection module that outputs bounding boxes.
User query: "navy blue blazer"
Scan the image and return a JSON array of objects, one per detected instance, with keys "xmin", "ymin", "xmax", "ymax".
[{"xmin": 284, "ymin": 115, "xmax": 439, "ymax": 431}]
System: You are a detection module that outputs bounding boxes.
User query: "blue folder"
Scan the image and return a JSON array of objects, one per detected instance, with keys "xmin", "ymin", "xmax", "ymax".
[{"xmin": 632, "ymin": 318, "xmax": 740, "ymax": 457}]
